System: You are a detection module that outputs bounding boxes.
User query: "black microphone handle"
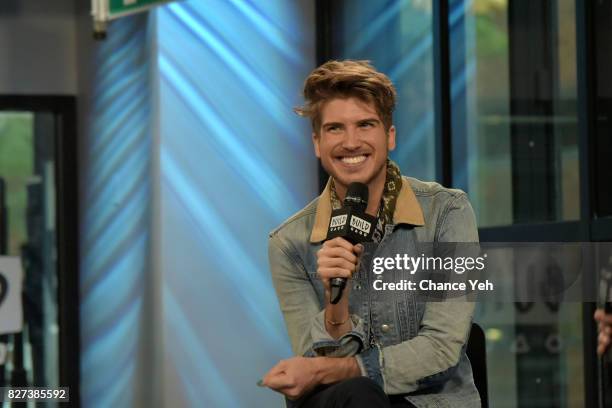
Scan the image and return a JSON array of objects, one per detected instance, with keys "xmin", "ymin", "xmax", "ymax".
[
  {"xmin": 329, "ymin": 235, "xmax": 356, "ymax": 304},
  {"xmin": 330, "ymin": 277, "xmax": 347, "ymax": 304}
]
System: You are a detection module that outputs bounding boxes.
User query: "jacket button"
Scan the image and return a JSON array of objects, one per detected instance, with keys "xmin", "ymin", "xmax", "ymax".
[{"xmin": 381, "ymin": 324, "xmax": 390, "ymax": 333}]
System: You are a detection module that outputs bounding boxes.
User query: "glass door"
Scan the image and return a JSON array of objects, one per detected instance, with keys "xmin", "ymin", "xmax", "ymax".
[{"xmin": 0, "ymin": 97, "xmax": 79, "ymax": 406}]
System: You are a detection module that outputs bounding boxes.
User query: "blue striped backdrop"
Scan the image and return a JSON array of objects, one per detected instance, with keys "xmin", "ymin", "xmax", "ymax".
[{"xmin": 157, "ymin": 1, "xmax": 316, "ymax": 406}]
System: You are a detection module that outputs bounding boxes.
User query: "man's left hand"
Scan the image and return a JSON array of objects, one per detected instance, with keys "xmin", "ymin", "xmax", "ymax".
[{"xmin": 261, "ymin": 357, "xmax": 320, "ymax": 400}]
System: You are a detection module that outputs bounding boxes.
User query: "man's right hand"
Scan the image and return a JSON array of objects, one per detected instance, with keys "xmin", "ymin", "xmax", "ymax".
[{"xmin": 316, "ymin": 237, "xmax": 363, "ymax": 296}]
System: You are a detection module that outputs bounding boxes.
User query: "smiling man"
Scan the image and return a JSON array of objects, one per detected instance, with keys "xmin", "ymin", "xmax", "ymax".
[{"xmin": 263, "ymin": 60, "xmax": 481, "ymax": 407}]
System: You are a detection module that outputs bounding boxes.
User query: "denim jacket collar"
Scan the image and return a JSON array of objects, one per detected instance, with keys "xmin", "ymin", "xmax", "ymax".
[{"xmin": 309, "ymin": 176, "xmax": 426, "ymax": 243}]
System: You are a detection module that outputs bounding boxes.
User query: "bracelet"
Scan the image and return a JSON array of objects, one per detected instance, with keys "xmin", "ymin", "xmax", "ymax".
[{"xmin": 326, "ymin": 315, "xmax": 350, "ymax": 326}]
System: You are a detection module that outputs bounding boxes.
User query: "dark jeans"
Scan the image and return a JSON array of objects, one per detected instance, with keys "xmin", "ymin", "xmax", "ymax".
[{"xmin": 286, "ymin": 377, "xmax": 417, "ymax": 408}]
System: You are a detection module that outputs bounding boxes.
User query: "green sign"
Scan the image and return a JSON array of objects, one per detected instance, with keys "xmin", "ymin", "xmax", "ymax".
[
  {"xmin": 93, "ymin": 0, "xmax": 177, "ymax": 22},
  {"xmin": 109, "ymin": 0, "xmax": 169, "ymax": 16}
]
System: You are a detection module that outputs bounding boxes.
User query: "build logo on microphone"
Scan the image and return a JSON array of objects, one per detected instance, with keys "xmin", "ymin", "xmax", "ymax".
[
  {"xmin": 329, "ymin": 214, "xmax": 348, "ymax": 232},
  {"xmin": 349, "ymin": 215, "xmax": 371, "ymax": 236}
]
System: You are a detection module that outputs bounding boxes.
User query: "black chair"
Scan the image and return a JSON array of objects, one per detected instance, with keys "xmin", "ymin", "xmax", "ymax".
[{"xmin": 466, "ymin": 322, "xmax": 488, "ymax": 408}]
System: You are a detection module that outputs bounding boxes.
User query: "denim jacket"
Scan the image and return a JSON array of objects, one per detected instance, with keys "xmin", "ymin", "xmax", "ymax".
[{"xmin": 268, "ymin": 176, "xmax": 481, "ymax": 407}]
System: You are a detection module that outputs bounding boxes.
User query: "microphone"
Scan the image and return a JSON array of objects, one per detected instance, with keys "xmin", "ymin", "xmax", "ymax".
[{"xmin": 326, "ymin": 182, "xmax": 377, "ymax": 304}]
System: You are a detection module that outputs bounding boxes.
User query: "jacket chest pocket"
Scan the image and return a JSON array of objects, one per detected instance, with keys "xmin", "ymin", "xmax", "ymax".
[
  {"xmin": 368, "ymin": 291, "xmax": 424, "ymax": 347},
  {"xmin": 367, "ymin": 249, "xmax": 428, "ymax": 344},
  {"xmin": 395, "ymin": 294, "xmax": 426, "ymax": 340}
]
